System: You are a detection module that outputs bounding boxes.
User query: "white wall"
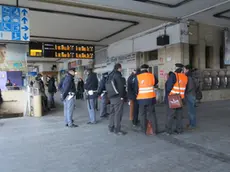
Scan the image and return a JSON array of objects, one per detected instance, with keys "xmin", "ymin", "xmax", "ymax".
[
  {"xmin": 108, "ymin": 39, "xmax": 133, "ymax": 58},
  {"xmin": 107, "ymin": 23, "xmax": 188, "ymax": 57}
]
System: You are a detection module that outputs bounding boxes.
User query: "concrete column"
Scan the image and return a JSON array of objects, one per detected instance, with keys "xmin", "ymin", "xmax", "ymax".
[
  {"xmin": 181, "ymin": 43, "xmax": 189, "ymax": 65},
  {"xmin": 198, "ymin": 40, "xmax": 206, "ymax": 70}
]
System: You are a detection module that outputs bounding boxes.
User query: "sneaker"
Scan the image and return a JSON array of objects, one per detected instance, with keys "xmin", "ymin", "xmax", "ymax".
[
  {"xmin": 65, "ymin": 124, "xmax": 68, "ymax": 127},
  {"xmin": 68, "ymin": 124, "xmax": 78, "ymax": 128},
  {"xmin": 114, "ymin": 130, "xmax": 127, "ymax": 135},
  {"xmin": 87, "ymin": 122, "xmax": 92, "ymax": 124}
]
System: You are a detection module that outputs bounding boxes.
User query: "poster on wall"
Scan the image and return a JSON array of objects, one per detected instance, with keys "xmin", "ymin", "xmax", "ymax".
[
  {"xmin": 224, "ymin": 30, "xmax": 230, "ymax": 65},
  {"xmin": 0, "ymin": 44, "xmax": 27, "ymax": 71}
]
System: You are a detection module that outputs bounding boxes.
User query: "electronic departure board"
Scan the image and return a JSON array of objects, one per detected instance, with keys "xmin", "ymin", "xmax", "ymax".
[
  {"xmin": 29, "ymin": 42, "xmax": 43, "ymax": 57},
  {"xmin": 44, "ymin": 43, "xmax": 95, "ymax": 59}
]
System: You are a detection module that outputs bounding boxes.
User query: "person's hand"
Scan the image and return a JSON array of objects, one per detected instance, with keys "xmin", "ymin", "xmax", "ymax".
[{"xmin": 121, "ymin": 98, "xmax": 124, "ymax": 101}]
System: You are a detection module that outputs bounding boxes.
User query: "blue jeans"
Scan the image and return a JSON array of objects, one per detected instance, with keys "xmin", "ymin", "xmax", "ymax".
[
  {"xmin": 87, "ymin": 98, "xmax": 96, "ymax": 123},
  {"xmin": 100, "ymin": 94, "xmax": 107, "ymax": 117},
  {"xmin": 187, "ymin": 95, "xmax": 196, "ymax": 127},
  {"xmin": 64, "ymin": 96, "xmax": 75, "ymax": 126}
]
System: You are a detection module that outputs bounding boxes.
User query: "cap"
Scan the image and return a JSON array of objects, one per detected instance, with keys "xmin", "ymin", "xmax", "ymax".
[
  {"xmin": 140, "ymin": 64, "xmax": 149, "ymax": 69},
  {"xmin": 175, "ymin": 63, "xmax": 184, "ymax": 68}
]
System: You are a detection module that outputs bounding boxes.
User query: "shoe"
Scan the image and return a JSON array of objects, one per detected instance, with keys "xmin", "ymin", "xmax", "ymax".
[
  {"xmin": 65, "ymin": 124, "xmax": 68, "ymax": 127},
  {"xmin": 87, "ymin": 122, "xmax": 92, "ymax": 124},
  {"xmin": 114, "ymin": 130, "xmax": 127, "ymax": 135},
  {"xmin": 68, "ymin": 124, "xmax": 78, "ymax": 128},
  {"xmin": 108, "ymin": 127, "xmax": 114, "ymax": 133}
]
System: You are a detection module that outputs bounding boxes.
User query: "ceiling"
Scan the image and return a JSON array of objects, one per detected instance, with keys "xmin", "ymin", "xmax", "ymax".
[{"xmin": 1, "ymin": 0, "xmax": 230, "ymax": 63}]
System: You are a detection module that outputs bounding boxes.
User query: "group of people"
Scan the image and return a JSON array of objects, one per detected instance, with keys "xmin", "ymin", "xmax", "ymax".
[
  {"xmin": 127, "ymin": 63, "xmax": 199, "ymax": 135},
  {"xmin": 60, "ymin": 62, "xmax": 200, "ymax": 136},
  {"xmin": 33, "ymin": 74, "xmax": 57, "ymax": 112}
]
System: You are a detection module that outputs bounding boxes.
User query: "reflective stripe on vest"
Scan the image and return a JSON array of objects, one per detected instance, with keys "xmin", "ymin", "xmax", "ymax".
[
  {"xmin": 169, "ymin": 72, "xmax": 188, "ymax": 99},
  {"xmin": 137, "ymin": 73, "xmax": 156, "ymax": 100}
]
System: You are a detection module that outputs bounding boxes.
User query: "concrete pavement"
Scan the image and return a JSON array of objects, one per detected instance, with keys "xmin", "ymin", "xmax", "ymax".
[{"xmin": 0, "ymin": 99, "xmax": 230, "ymax": 172}]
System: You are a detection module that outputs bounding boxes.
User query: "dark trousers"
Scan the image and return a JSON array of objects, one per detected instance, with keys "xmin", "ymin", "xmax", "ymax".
[
  {"xmin": 48, "ymin": 92, "xmax": 55, "ymax": 108},
  {"xmin": 131, "ymin": 100, "xmax": 139, "ymax": 125},
  {"xmin": 139, "ymin": 104, "xmax": 158, "ymax": 134},
  {"xmin": 109, "ymin": 100, "xmax": 124, "ymax": 132},
  {"xmin": 166, "ymin": 105, "xmax": 183, "ymax": 134}
]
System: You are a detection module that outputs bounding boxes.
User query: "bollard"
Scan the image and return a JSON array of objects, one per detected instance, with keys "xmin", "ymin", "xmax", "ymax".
[{"xmin": 33, "ymin": 95, "xmax": 42, "ymax": 117}]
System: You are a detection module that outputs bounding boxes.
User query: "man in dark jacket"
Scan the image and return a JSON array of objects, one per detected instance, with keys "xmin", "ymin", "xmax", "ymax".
[
  {"xmin": 84, "ymin": 68, "xmax": 98, "ymax": 124},
  {"xmin": 47, "ymin": 75, "xmax": 57, "ymax": 109},
  {"xmin": 165, "ymin": 63, "xmax": 187, "ymax": 135},
  {"xmin": 62, "ymin": 68, "xmax": 78, "ymax": 128},
  {"xmin": 127, "ymin": 69, "xmax": 139, "ymax": 126},
  {"xmin": 134, "ymin": 64, "xmax": 159, "ymax": 134},
  {"xmin": 184, "ymin": 65, "xmax": 197, "ymax": 129},
  {"xmin": 107, "ymin": 63, "xmax": 126, "ymax": 135},
  {"xmin": 98, "ymin": 72, "xmax": 109, "ymax": 118}
]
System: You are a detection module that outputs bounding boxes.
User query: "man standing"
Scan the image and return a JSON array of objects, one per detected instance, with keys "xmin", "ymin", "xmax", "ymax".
[
  {"xmin": 47, "ymin": 75, "xmax": 57, "ymax": 109},
  {"xmin": 62, "ymin": 68, "xmax": 78, "ymax": 128},
  {"xmin": 127, "ymin": 69, "xmax": 139, "ymax": 126},
  {"xmin": 184, "ymin": 65, "xmax": 197, "ymax": 129},
  {"xmin": 165, "ymin": 63, "xmax": 188, "ymax": 135},
  {"xmin": 98, "ymin": 72, "xmax": 109, "ymax": 118},
  {"xmin": 84, "ymin": 68, "xmax": 98, "ymax": 124},
  {"xmin": 134, "ymin": 64, "xmax": 158, "ymax": 135},
  {"xmin": 34, "ymin": 74, "xmax": 49, "ymax": 112},
  {"xmin": 106, "ymin": 63, "xmax": 126, "ymax": 135}
]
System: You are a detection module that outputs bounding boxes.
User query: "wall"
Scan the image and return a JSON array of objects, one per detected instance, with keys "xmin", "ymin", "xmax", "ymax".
[
  {"xmin": 157, "ymin": 43, "xmax": 189, "ymax": 88},
  {"xmin": 107, "ymin": 23, "xmax": 188, "ymax": 58},
  {"xmin": 0, "ymin": 71, "xmax": 7, "ymax": 90},
  {"xmin": 189, "ymin": 23, "xmax": 222, "ymax": 70},
  {"xmin": 95, "ymin": 48, "xmax": 107, "ymax": 66}
]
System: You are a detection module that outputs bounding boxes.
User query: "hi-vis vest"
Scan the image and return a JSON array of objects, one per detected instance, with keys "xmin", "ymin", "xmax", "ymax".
[
  {"xmin": 137, "ymin": 73, "xmax": 156, "ymax": 100},
  {"xmin": 169, "ymin": 73, "xmax": 188, "ymax": 99}
]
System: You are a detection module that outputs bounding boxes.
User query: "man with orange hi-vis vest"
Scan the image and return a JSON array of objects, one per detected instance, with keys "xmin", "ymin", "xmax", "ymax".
[
  {"xmin": 165, "ymin": 63, "xmax": 188, "ymax": 135},
  {"xmin": 134, "ymin": 64, "xmax": 159, "ymax": 135}
]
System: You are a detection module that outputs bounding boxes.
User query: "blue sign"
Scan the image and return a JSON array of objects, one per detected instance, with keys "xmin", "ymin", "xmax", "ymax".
[{"xmin": 0, "ymin": 5, "xmax": 30, "ymax": 41}]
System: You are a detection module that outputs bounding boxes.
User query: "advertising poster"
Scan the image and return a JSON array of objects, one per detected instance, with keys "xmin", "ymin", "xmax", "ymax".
[{"xmin": 0, "ymin": 44, "xmax": 27, "ymax": 71}]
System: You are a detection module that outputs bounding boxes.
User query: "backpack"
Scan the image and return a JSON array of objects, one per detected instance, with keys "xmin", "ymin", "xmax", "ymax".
[{"xmin": 105, "ymin": 71, "xmax": 119, "ymax": 98}]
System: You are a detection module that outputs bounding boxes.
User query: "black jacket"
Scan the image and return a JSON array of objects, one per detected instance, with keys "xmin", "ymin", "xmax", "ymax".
[
  {"xmin": 134, "ymin": 70, "xmax": 158, "ymax": 105},
  {"xmin": 98, "ymin": 76, "xmax": 107, "ymax": 95},
  {"xmin": 108, "ymin": 70, "xmax": 125, "ymax": 99},
  {"xmin": 85, "ymin": 72, "xmax": 98, "ymax": 99},
  {"xmin": 185, "ymin": 71, "xmax": 196, "ymax": 97},
  {"xmin": 62, "ymin": 73, "xmax": 76, "ymax": 100},
  {"xmin": 77, "ymin": 80, "xmax": 84, "ymax": 93},
  {"xmin": 47, "ymin": 77, "xmax": 57, "ymax": 93},
  {"xmin": 127, "ymin": 74, "xmax": 136, "ymax": 100}
]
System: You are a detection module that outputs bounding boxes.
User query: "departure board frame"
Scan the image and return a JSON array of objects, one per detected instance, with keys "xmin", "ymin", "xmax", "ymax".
[
  {"xmin": 43, "ymin": 42, "xmax": 95, "ymax": 59},
  {"xmin": 29, "ymin": 42, "xmax": 43, "ymax": 57}
]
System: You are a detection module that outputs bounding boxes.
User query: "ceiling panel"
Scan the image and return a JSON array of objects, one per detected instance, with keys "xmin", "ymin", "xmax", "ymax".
[{"xmin": 30, "ymin": 11, "xmax": 131, "ymax": 41}]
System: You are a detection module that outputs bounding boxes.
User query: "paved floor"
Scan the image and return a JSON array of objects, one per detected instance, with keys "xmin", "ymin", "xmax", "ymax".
[{"xmin": 1, "ymin": 98, "xmax": 230, "ymax": 172}]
